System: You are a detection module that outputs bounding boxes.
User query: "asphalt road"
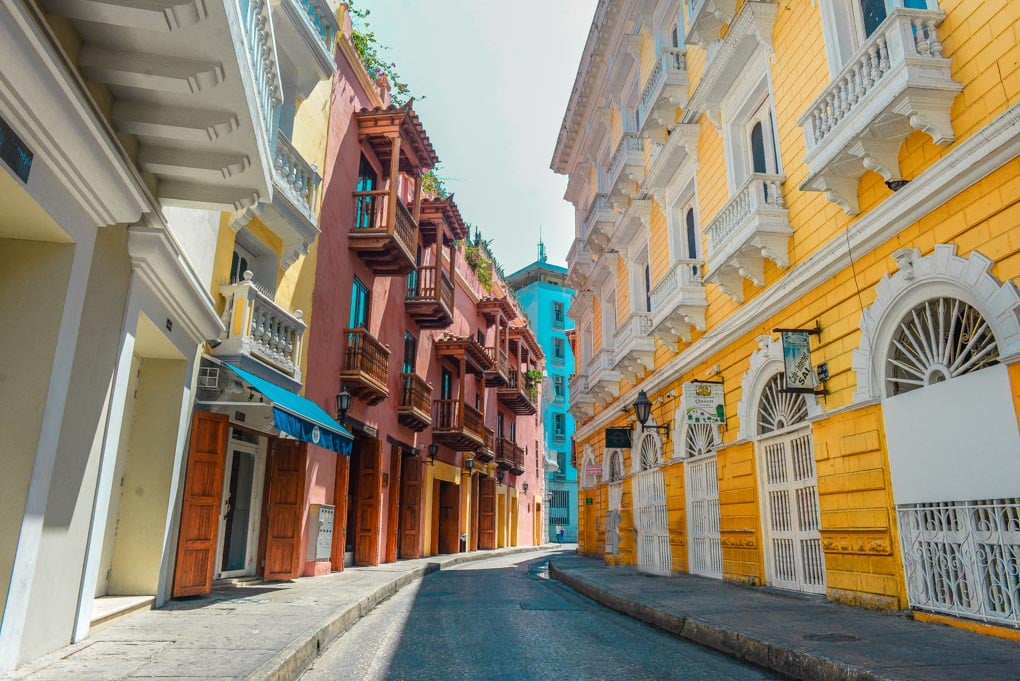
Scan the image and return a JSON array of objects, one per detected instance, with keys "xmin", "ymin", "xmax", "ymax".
[{"xmin": 300, "ymin": 548, "xmax": 779, "ymax": 681}]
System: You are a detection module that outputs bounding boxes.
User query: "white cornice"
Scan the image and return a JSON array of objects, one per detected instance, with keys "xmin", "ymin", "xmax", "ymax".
[{"xmin": 574, "ymin": 103, "xmax": 1020, "ymax": 441}]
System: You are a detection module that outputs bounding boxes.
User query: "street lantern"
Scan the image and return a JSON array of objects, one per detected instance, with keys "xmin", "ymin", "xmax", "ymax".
[
  {"xmin": 522, "ymin": 482, "xmax": 529, "ymax": 495},
  {"xmin": 464, "ymin": 456, "xmax": 474, "ymax": 472},
  {"xmin": 427, "ymin": 443, "xmax": 439, "ymax": 465},
  {"xmin": 632, "ymin": 389, "xmax": 670, "ymax": 440},
  {"xmin": 335, "ymin": 388, "xmax": 352, "ymax": 423}
]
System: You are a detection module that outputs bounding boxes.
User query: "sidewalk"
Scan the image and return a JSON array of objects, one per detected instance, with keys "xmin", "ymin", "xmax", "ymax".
[
  {"xmin": 549, "ymin": 554, "xmax": 1020, "ymax": 681},
  {"xmin": 8, "ymin": 545, "xmax": 559, "ymax": 681}
]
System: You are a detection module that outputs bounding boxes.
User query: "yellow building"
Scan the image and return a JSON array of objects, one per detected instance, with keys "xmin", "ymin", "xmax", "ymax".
[{"xmin": 555, "ymin": 0, "xmax": 1020, "ymax": 634}]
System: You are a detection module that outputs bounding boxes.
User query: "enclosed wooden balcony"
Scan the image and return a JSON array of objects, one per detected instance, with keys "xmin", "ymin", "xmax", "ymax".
[
  {"xmin": 397, "ymin": 372, "xmax": 432, "ymax": 431},
  {"xmin": 349, "ymin": 190, "xmax": 418, "ymax": 275},
  {"xmin": 432, "ymin": 400, "xmax": 487, "ymax": 452},
  {"xmin": 495, "ymin": 437, "xmax": 525, "ymax": 475},
  {"xmin": 498, "ymin": 370, "xmax": 538, "ymax": 415},
  {"xmin": 483, "ymin": 346, "xmax": 509, "ymax": 387},
  {"xmin": 340, "ymin": 328, "xmax": 390, "ymax": 405},
  {"xmin": 406, "ymin": 265, "xmax": 454, "ymax": 328}
]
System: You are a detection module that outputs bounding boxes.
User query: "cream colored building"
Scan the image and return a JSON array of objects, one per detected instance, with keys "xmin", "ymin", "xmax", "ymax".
[
  {"xmin": 556, "ymin": 0, "xmax": 1020, "ymax": 636},
  {"xmin": 0, "ymin": 0, "xmax": 336, "ymax": 669}
]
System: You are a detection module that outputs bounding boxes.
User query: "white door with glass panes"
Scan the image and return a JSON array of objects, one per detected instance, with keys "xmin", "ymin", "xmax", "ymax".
[
  {"xmin": 684, "ymin": 423, "xmax": 722, "ymax": 579},
  {"xmin": 755, "ymin": 375, "xmax": 825, "ymax": 594},
  {"xmin": 216, "ymin": 429, "xmax": 267, "ymax": 579},
  {"xmin": 633, "ymin": 433, "xmax": 671, "ymax": 575}
]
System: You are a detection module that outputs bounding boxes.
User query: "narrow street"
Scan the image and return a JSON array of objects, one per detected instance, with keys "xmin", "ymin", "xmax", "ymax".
[{"xmin": 300, "ymin": 549, "xmax": 778, "ymax": 681}]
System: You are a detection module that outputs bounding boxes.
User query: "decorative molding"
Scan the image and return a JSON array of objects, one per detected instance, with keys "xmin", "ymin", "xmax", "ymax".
[
  {"xmin": 573, "ymin": 104, "xmax": 1020, "ymax": 443},
  {"xmin": 736, "ymin": 334, "xmax": 822, "ymax": 441},
  {"xmin": 852, "ymin": 244, "xmax": 1020, "ymax": 402}
]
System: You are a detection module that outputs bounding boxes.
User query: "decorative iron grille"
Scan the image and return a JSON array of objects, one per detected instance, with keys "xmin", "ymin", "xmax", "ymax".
[{"xmin": 898, "ymin": 498, "xmax": 1020, "ymax": 628}]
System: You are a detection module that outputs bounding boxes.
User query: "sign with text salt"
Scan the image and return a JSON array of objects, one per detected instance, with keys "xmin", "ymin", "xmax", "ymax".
[
  {"xmin": 781, "ymin": 331, "xmax": 818, "ymax": 392},
  {"xmin": 682, "ymin": 381, "xmax": 725, "ymax": 424}
]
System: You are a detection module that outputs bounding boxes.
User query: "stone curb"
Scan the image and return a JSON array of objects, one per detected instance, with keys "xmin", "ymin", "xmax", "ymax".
[
  {"xmin": 548, "ymin": 561, "xmax": 888, "ymax": 681},
  {"xmin": 248, "ymin": 545, "xmax": 560, "ymax": 681}
]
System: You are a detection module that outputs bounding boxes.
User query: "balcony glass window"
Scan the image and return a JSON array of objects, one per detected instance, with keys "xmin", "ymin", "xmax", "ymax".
[
  {"xmin": 554, "ymin": 375, "xmax": 565, "ymax": 398},
  {"xmin": 349, "ymin": 277, "xmax": 370, "ymax": 328},
  {"xmin": 402, "ymin": 331, "xmax": 416, "ymax": 373},
  {"xmin": 230, "ymin": 242, "xmax": 256, "ymax": 285},
  {"xmin": 354, "ymin": 155, "xmax": 377, "ymax": 229},
  {"xmin": 441, "ymin": 368, "xmax": 452, "ymax": 400},
  {"xmin": 509, "ymin": 419, "xmax": 516, "ymax": 441},
  {"xmin": 553, "ymin": 413, "xmax": 566, "ymax": 436},
  {"xmin": 498, "ymin": 412, "xmax": 505, "ymax": 438},
  {"xmin": 819, "ymin": 0, "xmax": 932, "ymax": 74},
  {"xmin": 748, "ymin": 102, "xmax": 779, "ymax": 177},
  {"xmin": 553, "ymin": 301, "xmax": 565, "ymax": 325},
  {"xmin": 644, "ymin": 262, "xmax": 652, "ymax": 313},
  {"xmin": 553, "ymin": 337, "xmax": 565, "ymax": 360}
]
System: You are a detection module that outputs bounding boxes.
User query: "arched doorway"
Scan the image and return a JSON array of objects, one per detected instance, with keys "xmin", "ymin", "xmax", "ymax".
[
  {"xmin": 683, "ymin": 421, "xmax": 722, "ymax": 578},
  {"xmin": 756, "ymin": 374, "xmax": 825, "ymax": 593},
  {"xmin": 633, "ymin": 431, "xmax": 670, "ymax": 575},
  {"xmin": 605, "ymin": 450, "xmax": 623, "ymax": 556}
]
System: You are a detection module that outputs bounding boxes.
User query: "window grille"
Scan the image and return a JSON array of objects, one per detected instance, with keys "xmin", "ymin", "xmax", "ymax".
[{"xmin": 551, "ymin": 490, "xmax": 570, "ymax": 508}]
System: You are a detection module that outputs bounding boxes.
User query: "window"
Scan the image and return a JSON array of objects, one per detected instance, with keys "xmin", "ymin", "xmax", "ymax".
[
  {"xmin": 441, "ymin": 369, "xmax": 452, "ymax": 400},
  {"xmin": 644, "ymin": 262, "xmax": 652, "ymax": 313},
  {"xmin": 747, "ymin": 101, "xmax": 779, "ymax": 177},
  {"xmin": 349, "ymin": 277, "xmax": 370, "ymax": 328},
  {"xmin": 553, "ymin": 337, "xmax": 565, "ymax": 363},
  {"xmin": 603, "ymin": 288, "xmax": 617, "ymax": 340},
  {"xmin": 553, "ymin": 413, "xmax": 565, "ymax": 436},
  {"xmin": 229, "ymin": 241, "xmax": 257, "ymax": 285},
  {"xmin": 230, "ymin": 235, "xmax": 277, "ymax": 292},
  {"xmin": 402, "ymin": 332, "xmax": 416, "ymax": 374},
  {"xmin": 582, "ymin": 325, "xmax": 593, "ymax": 372},
  {"xmin": 553, "ymin": 301, "xmax": 565, "ymax": 328},
  {"xmin": 818, "ymin": 0, "xmax": 931, "ymax": 76},
  {"xmin": 509, "ymin": 419, "xmax": 517, "ymax": 442},
  {"xmin": 354, "ymin": 155, "xmax": 377, "ymax": 229},
  {"xmin": 553, "ymin": 375, "xmax": 565, "ymax": 398},
  {"xmin": 476, "ymin": 329, "xmax": 485, "ymax": 346}
]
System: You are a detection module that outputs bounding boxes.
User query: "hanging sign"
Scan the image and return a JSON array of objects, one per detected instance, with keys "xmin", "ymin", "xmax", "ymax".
[
  {"xmin": 682, "ymin": 381, "xmax": 726, "ymax": 424},
  {"xmin": 0, "ymin": 115, "xmax": 33, "ymax": 183},
  {"xmin": 605, "ymin": 427, "xmax": 632, "ymax": 449},
  {"xmin": 585, "ymin": 464, "xmax": 602, "ymax": 477},
  {"xmin": 780, "ymin": 330, "xmax": 819, "ymax": 393}
]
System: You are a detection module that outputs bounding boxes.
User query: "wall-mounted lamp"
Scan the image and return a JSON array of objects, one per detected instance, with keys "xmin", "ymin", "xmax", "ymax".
[
  {"xmin": 633, "ymin": 389, "xmax": 670, "ymax": 441},
  {"xmin": 522, "ymin": 482, "xmax": 529, "ymax": 495},
  {"xmin": 496, "ymin": 469, "xmax": 505, "ymax": 484},
  {"xmin": 464, "ymin": 456, "xmax": 474, "ymax": 472},
  {"xmin": 335, "ymin": 387, "xmax": 352, "ymax": 423},
  {"xmin": 207, "ymin": 338, "xmax": 222, "ymax": 349},
  {"xmin": 427, "ymin": 443, "xmax": 439, "ymax": 466}
]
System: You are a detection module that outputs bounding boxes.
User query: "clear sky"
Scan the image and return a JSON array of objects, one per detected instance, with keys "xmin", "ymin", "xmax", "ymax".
[{"xmin": 355, "ymin": 0, "xmax": 595, "ymax": 274}]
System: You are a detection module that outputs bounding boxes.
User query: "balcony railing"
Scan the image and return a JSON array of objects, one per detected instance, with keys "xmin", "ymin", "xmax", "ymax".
[
  {"xmin": 798, "ymin": 8, "xmax": 960, "ymax": 215},
  {"xmin": 350, "ymin": 189, "xmax": 418, "ymax": 274},
  {"xmin": 273, "ymin": 131, "xmax": 320, "ymax": 221},
  {"xmin": 291, "ymin": 0, "xmax": 337, "ymax": 52},
  {"xmin": 242, "ymin": 0, "xmax": 283, "ymax": 140},
  {"xmin": 613, "ymin": 312, "xmax": 654, "ymax": 382},
  {"xmin": 341, "ymin": 327, "xmax": 390, "ymax": 404},
  {"xmin": 498, "ymin": 370, "xmax": 538, "ymax": 415},
  {"xmin": 608, "ymin": 133, "xmax": 644, "ymax": 200},
  {"xmin": 496, "ymin": 437, "xmax": 525, "ymax": 475},
  {"xmin": 581, "ymin": 193, "xmax": 613, "ymax": 254},
  {"xmin": 649, "ymin": 259, "xmax": 707, "ymax": 345},
  {"xmin": 483, "ymin": 346, "xmax": 510, "ymax": 386},
  {"xmin": 589, "ymin": 348, "xmax": 620, "ymax": 403},
  {"xmin": 432, "ymin": 400, "xmax": 487, "ymax": 451},
  {"xmin": 216, "ymin": 272, "xmax": 305, "ymax": 386},
  {"xmin": 685, "ymin": 0, "xmax": 737, "ymax": 46},
  {"xmin": 703, "ymin": 173, "xmax": 791, "ymax": 302},
  {"xmin": 397, "ymin": 372, "xmax": 432, "ymax": 431},
  {"xmin": 406, "ymin": 265, "xmax": 454, "ymax": 328},
  {"xmin": 637, "ymin": 47, "xmax": 688, "ymax": 137},
  {"xmin": 568, "ymin": 373, "xmax": 596, "ymax": 420}
]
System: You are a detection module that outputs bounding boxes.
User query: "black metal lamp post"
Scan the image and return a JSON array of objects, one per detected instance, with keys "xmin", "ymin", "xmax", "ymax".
[
  {"xmin": 464, "ymin": 456, "xmax": 474, "ymax": 472},
  {"xmin": 632, "ymin": 389, "xmax": 670, "ymax": 440},
  {"xmin": 427, "ymin": 443, "xmax": 439, "ymax": 465},
  {"xmin": 335, "ymin": 388, "xmax": 352, "ymax": 423},
  {"xmin": 522, "ymin": 482, "xmax": 529, "ymax": 495}
]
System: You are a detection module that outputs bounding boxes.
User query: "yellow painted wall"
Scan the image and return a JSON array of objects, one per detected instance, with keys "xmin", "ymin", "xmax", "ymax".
[{"xmin": 615, "ymin": 258, "xmax": 630, "ymax": 320}]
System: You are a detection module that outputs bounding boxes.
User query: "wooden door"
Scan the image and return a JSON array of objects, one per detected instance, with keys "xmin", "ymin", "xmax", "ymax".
[
  {"xmin": 470, "ymin": 474, "xmax": 479, "ymax": 552},
  {"xmin": 330, "ymin": 454, "xmax": 350, "ymax": 571},
  {"xmin": 478, "ymin": 476, "xmax": 496, "ymax": 550},
  {"xmin": 385, "ymin": 447, "xmax": 402, "ymax": 563},
  {"xmin": 438, "ymin": 482, "xmax": 460, "ymax": 554},
  {"xmin": 355, "ymin": 438, "xmax": 382, "ymax": 566},
  {"xmin": 173, "ymin": 412, "xmax": 229, "ymax": 597},
  {"xmin": 264, "ymin": 439, "xmax": 307, "ymax": 580},
  {"xmin": 399, "ymin": 457, "xmax": 423, "ymax": 559}
]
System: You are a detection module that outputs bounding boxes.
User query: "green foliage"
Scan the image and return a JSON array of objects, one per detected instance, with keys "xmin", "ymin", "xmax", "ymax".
[
  {"xmin": 346, "ymin": 2, "xmax": 411, "ymax": 105},
  {"xmin": 421, "ymin": 168, "xmax": 448, "ymax": 198},
  {"xmin": 524, "ymin": 369, "xmax": 543, "ymax": 386},
  {"xmin": 463, "ymin": 241, "xmax": 493, "ymax": 293}
]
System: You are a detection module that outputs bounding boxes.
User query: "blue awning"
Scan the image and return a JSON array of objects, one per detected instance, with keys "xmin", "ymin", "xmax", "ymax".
[{"xmin": 223, "ymin": 363, "xmax": 353, "ymax": 455}]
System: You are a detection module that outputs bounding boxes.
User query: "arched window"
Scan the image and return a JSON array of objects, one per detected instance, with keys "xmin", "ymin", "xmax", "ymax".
[
  {"xmin": 885, "ymin": 296, "xmax": 999, "ymax": 396},
  {"xmin": 757, "ymin": 374, "xmax": 809, "ymax": 435},
  {"xmin": 750, "ymin": 121, "xmax": 767, "ymax": 174},
  {"xmin": 684, "ymin": 422, "xmax": 717, "ymax": 459},
  {"xmin": 638, "ymin": 431, "xmax": 661, "ymax": 471},
  {"xmin": 609, "ymin": 451, "xmax": 624, "ymax": 481}
]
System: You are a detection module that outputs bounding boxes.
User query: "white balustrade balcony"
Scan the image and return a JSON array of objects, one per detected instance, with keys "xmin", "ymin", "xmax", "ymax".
[
  {"xmin": 608, "ymin": 133, "xmax": 645, "ymax": 205},
  {"xmin": 613, "ymin": 312, "xmax": 655, "ymax": 382},
  {"xmin": 650, "ymin": 259, "xmax": 707, "ymax": 345},
  {"xmin": 798, "ymin": 8, "xmax": 961, "ymax": 215},
  {"xmin": 568, "ymin": 373, "xmax": 596, "ymax": 420},
  {"xmin": 45, "ymin": 0, "xmax": 283, "ymax": 211},
  {"xmin": 215, "ymin": 271, "xmax": 306, "ymax": 390},
  {"xmin": 704, "ymin": 173, "xmax": 791, "ymax": 303},
  {"xmin": 566, "ymin": 239, "xmax": 596, "ymax": 290},
  {"xmin": 271, "ymin": 0, "xmax": 339, "ymax": 97},
  {"xmin": 234, "ymin": 131, "xmax": 322, "ymax": 270},
  {"xmin": 581, "ymin": 193, "xmax": 614, "ymax": 255},
  {"xmin": 685, "ymin": 0, "xmax": 738, "ymax": 46},
  {"xmin": 589, "ymin": 348, "xmax": 621, "ymax": 404},
  {"xmin": 637, "ymin": 48, "xmax": 689, "ymax": 139}
]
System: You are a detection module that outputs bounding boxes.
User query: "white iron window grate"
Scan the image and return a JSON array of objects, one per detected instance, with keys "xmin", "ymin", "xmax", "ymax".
[
  {"xmin": 758, "ymin": 374, "xmax": 809, "ymax": 435},
  {"xmin": 606, "ymin": 482, "xmax": 623, "ymax": 556},
  {"xmin": 898, "ymin": 498, "xmax": 1020, "ymax": 628}
]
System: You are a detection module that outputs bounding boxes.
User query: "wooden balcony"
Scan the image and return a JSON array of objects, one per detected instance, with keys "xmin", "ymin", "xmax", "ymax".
[
  {"xmin": 349, "ymin": 190, "xmax": 418, "ymax": 275},
  {"xmin": 475, "ymin": 427, "xmax": 496, "ymax": 463},
  {"xmin": 497, "ymin": 370, "xmax": 538, "ymax": 416},
  {"xmin": 483, "ymin": 346, "xmax": 509, "ymax": 387},
  {"xmin": 340, "ymin": 328, "xmax": 390, "ymax": 405},
  {"xmin": 432, "ymin": 400, "xmax": 487, "ymax": 452},
  {"xmin": 495, "ymin": 437, "xmax": 525, "ymax": 475},
  {"xmin": 406, "ymin": 265, "xmax": 454, "ymax": 328},
  {"xmin": 397, "ymin": 372, "xmax": 432, "ymax": 432}
]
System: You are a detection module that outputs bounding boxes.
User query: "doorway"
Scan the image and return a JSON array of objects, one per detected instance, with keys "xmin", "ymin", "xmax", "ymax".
[
  {"xmin": 634, "ymin": 433, "xmax": 670, "ymax": 576},
  {"xmin": 216, "ymin": 429, "xmax": 266, "ymax": 578},
  {"xmin": 436, "ymin": 481, "xmax": 460, "ymax": 554},
  {"xmin": 398, "ymin": 455, "xmax": 423, "ymax": 559},
  {"xmin": 344, "ymin": 439, "xmax": 362, "ymax": 565}
]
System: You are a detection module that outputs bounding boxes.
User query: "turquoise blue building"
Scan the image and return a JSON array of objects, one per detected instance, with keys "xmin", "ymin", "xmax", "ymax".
[{"xmin": 507, "ymin": 242, "xmax": 576, "ymax": 542}]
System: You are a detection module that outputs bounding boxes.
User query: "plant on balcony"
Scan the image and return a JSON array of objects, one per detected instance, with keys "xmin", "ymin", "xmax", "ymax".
[
  {"xmin": 347, "ymin": 3, "xmax": 411, "ymax": 105},
  {"xmin": 464, "ymin": 237, "xmax": 493, "ymax": 293},
  {"xmin": 524, "ymin": 369, "xmax": 543, "ymax": 401},
  {"xmin": 421, "ymin": 168, "xmax": 449, "ymax": 198}
]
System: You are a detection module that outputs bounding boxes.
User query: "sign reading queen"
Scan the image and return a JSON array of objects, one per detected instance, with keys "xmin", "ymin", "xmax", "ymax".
[{"xmin": 683, "ymin": 381, "xmax": 726, "ymax": 424}]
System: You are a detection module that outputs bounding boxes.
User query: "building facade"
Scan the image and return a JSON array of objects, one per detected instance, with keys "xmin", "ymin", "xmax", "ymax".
[
  {"xmin": 508, "ymin": 243, "xmax": 579, "ymax": 542},
  {"xmin": 0, "ymin": 1, "xmax": 545, "ymax": 672},
  {"xmin": 554, "ymin": 0, "xmax": 1020, "ymax": 635}
]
